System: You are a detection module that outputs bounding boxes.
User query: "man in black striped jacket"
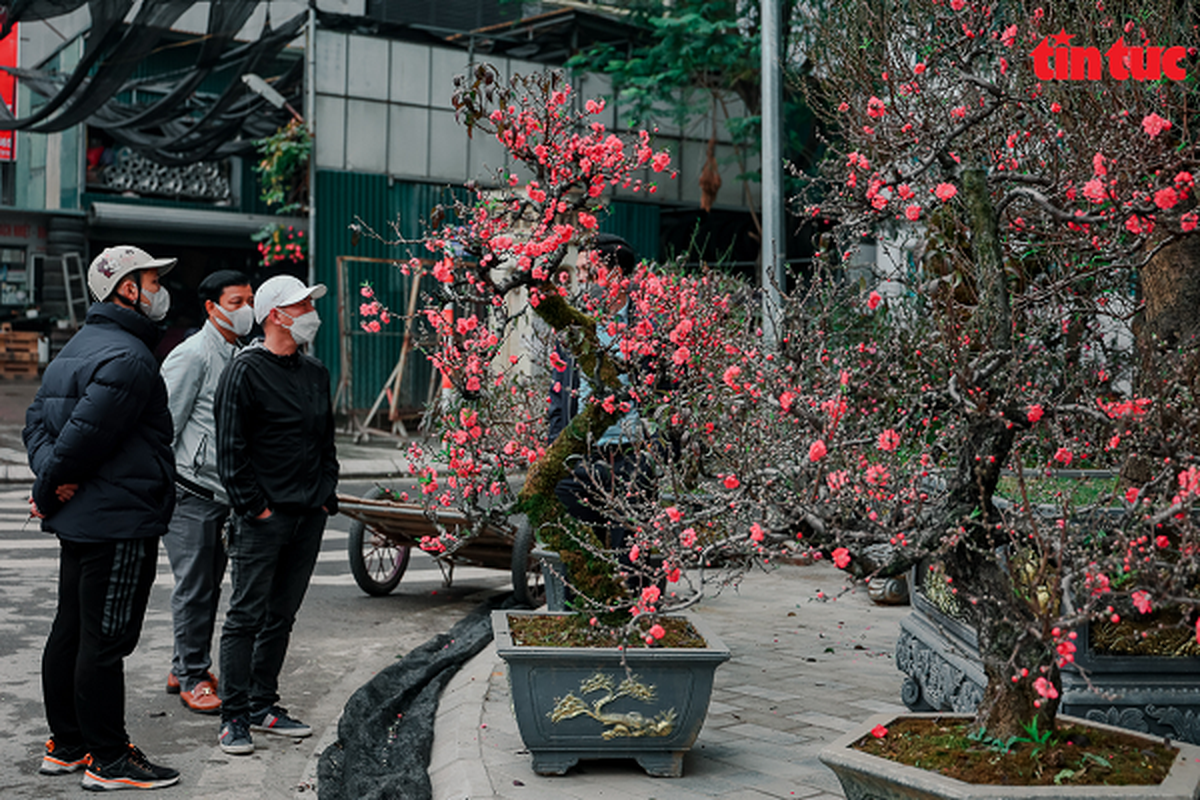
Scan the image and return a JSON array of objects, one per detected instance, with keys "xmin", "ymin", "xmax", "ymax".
[{"xmin": 212, "ymin": 274, "xmax": 338, "ymax": 756}]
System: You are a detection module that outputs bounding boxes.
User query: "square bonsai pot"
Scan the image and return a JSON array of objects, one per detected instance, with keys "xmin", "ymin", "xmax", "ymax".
[
  {"xmin": 819, "ymin": 711, "xmax": 1200, "ymax": 800},
  {"xmin": 492, "ymin": 608, "xmax": 731, "ymax": 777}
]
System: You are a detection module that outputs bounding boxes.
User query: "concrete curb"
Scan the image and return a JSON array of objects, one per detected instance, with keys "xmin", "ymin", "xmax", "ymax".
[{"xmin": 429, "ymin": 641, "xmax": 501, "ymax": 800}]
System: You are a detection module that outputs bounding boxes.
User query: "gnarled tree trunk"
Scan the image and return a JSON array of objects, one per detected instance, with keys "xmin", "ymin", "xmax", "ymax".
[
  {"xmin": 932, "ymin": 170, "xmax": 1056, "ymax": 738},
  {"xmin": 1140, "ymin": 236, "xmax": 1200, "ymax": 350}
]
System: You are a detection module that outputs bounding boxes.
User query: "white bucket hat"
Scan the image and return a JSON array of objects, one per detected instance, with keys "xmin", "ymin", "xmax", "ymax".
[
  {"xmin": 254, "ymin": 274, "xmax": 327, "ymax": 324},
  {"xmin": 88, "ymin": 245, "xmax": 177, "ymax": 301}
]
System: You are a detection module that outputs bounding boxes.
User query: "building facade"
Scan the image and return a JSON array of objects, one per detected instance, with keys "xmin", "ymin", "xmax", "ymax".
[{"xmin": 6, "ymin": 0, "xmax": 761, "ymax": 419}]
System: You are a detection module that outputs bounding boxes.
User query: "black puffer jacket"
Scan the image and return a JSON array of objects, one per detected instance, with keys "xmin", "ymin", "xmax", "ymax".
[{"xmin": 24, "ymin": 302, "xmax": 175, "ymax": 542}]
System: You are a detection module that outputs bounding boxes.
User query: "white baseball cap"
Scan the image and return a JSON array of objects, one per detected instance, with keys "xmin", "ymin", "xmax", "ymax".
[
  {"xmin": 88, "ymin": 246, "xmax": 177, "ymax": 301},
  {"xmin": 254, "ymin": 274, "xmax": 327, "ymax": 323}
]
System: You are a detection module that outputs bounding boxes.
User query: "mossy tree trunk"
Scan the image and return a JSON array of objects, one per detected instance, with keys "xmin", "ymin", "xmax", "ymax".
[{"xmin": 514, "ymin": 288, "xmax": 628, "ymax": 605}]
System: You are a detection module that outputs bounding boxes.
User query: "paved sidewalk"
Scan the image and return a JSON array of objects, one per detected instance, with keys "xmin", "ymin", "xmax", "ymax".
[
  {"xmin": 431, "ymin": 563, "xmax": 911, "ymax": 800},
  {"xmin": 0, "ymin": 376, "xmax": 914, "ymax": 798}
]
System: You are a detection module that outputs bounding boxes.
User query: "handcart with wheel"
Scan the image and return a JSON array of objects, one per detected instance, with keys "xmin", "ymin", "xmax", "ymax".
[{"xmin": 336, "ymin": 488, "xmax": 545, "ymax": 606}]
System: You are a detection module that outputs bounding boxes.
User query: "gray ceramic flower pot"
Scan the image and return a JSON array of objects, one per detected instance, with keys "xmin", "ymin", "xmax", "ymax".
[
  {"xmin": 492, "ymin": 609, "xmax": 731, "ymax": 777},
  {"xmin": 819, "ymin": 712, "xmax": 1200, "ymax": 800}
]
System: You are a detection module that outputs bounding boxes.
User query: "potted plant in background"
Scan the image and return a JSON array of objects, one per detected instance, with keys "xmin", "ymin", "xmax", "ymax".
[
  {"xmin": 352, "ymin": 68, "xmax": 785, "ymax": 777},
  {"xmin": 249, "ymin": 117, "xmax": 311, "ymax": 270},
  {"xmin": 251, "ymin": 223, "xmax": 307, "ymax": 270}
]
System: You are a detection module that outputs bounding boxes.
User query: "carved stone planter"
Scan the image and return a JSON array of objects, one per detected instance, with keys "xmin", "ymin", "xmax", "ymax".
[
  {"xmin": 491, "ymin": 609, "xmax": 730, "ymax": 777},
  {"xmin": 896, "ymin": 567, "xmax": 1200, "ymax": 745},
  {"xmin": 1059, "ymin": 624, "xmax": 1200, "ymax": 744},
  {"xmin": 820, "ymin": 712, "xmax": 1200, "ymax": 800},
  {"xmin": 895, "ymin": 567, "xmax": 985, "ymax": 714}
]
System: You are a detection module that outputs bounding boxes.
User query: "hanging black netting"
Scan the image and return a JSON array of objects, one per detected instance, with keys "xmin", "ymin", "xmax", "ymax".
[
  {"xmin": 316, "ymin": 594, "xmax": 513, "ymax": 800},
  {"xmin": 0, "ymin": 0, "xmax": 91, "ymax": 39},
  {"xmin": 0, "ymin": 0, "xmax": 304, "ymax": 165}
]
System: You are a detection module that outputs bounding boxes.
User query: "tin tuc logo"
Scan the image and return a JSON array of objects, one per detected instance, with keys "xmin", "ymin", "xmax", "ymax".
[{"xmin": 1031, "ymin": 29, "xmax": 1188, "ymax": 81}]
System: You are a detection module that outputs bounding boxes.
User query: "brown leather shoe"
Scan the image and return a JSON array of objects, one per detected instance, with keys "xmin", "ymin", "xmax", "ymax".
[
  {"xmin": 179, "ymin": 680, "xmax": 221, "ymax": 714},
  {"xmin": 167, "ymin": 670, "xmax": 217, "ymax": 694}
]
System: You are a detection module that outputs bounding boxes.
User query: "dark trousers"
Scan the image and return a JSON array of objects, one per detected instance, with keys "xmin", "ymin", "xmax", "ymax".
[
  {"xmin": 162, "ymin": 492, "xmax": 229, "ymax": 691},
  {"xmin": 43, "ymin": 537, "xmax": 158, "ymax": 764},
  {"xmin": 219, "ymin": 509, "xmax": 325, "ymax": 722}
]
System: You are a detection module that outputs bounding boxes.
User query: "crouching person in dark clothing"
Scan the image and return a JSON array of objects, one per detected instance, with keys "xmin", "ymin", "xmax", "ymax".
[
  {"xmin": 25, "ymin": 245, "xmax": 180, "ymax": 790},
  {"xmin": 213, "ymin": 275, "xmax": 338, "ymax": 756}
]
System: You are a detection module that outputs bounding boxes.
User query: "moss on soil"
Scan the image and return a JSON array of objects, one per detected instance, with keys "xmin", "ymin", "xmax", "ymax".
[
  {"xmin": 506, "ymin": 614, "xmax": 708, "ymax": 649},
  {"xmin": 853, "ymin": 717, "xmax": 1177, "ymax": 786},
  {"xmin": 1090, "ymin": 610, "xmax": 1200, "ymax": 657}
]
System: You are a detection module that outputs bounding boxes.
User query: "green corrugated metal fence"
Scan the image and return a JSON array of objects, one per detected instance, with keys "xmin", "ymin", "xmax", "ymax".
[
  {"xmin": 601, "ymin": 200, "xmax": 661, "ymax": 264},
  {"xmin": 315, "ymin": 171, "xmax": 469, "ymax": 416},
  {"xmin": 314, "ymin": 171, "xmax": 661, "ymax": 417}
]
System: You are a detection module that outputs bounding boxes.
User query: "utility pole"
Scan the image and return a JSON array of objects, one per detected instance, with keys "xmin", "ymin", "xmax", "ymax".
[
  {"xmin": 760, "ymin": 0, "xmax": 785, "ymax": 348},
  {"xmin": 305, "ymin": 7, "xmax": 318, "ymax": 355}
]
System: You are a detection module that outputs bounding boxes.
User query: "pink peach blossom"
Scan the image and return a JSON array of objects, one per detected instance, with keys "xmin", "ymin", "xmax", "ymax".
[{"xmin": 1142, "ymin": 112, "xmax": 1172, "ymax": 139}]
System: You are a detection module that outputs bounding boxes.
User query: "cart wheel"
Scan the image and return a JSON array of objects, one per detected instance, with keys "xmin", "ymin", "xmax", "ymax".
[
  {"xmin": 510, "ymin": 517, "xmax": 546, "ymax": 608},
  {"xmin": 348, "ymin": 487, "xmax": 411, "ymax": 596}
]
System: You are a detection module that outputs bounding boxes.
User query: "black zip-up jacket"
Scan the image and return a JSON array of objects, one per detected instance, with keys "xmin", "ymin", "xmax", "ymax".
[
  {"xmin": 23, "ymin": 302, "xmax": 175, "ymax": 541},
  {"xmin": 214, "ymin": 340, "xmax": 338, "ymax": 519}
]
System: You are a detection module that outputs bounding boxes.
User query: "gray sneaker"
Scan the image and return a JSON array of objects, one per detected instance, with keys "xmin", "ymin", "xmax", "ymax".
[
  {"xmin": 218, "ymin": 718, "xmax": 254, "ymax": 755},
  {"xmin": 248, "ymin": 706, "xmax": 311, "ymax": 738}
]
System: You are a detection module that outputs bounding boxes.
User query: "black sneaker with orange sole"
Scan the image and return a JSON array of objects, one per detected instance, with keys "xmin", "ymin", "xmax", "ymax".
[
  {"xmin": 80, "ymin": 744, "xmax": 179, "ymax": 791},
  {"xmin": 40, "ymin": 738, "xmax": 90, "ymax": 775}
]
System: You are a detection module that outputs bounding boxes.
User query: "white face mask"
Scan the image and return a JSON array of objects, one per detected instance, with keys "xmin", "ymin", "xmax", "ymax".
[
  {"xmin": 279, "ymin": 309, "xmax": 320, "ymax": 346},
  {"xmin": 140, "ymin": 285, "xmax": 170, "ymax": 322},
  {"xmin": 214, "ymin": 303, "xmax": 254, "ymax": 337}
]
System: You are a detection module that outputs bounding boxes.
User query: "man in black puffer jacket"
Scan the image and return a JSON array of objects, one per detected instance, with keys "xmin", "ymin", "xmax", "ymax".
[{"xmin": 24, "ymin": 245, "xmax": 180, "ymax": 791}]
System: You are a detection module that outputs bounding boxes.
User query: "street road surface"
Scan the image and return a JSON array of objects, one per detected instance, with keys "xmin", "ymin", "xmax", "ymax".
[{"xmin": 0, "ymin": 479, "xmax": 510, "ymax": 799}]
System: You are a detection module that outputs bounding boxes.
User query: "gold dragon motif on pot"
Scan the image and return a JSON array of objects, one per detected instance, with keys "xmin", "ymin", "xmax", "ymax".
[{"xmin": 549, "ymin": 672, "xmax": 677, "ymax": 739}]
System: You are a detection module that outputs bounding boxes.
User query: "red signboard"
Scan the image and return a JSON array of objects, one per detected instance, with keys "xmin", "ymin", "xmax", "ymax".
[{"xmin": 0, "ymin": 24, "xmax": 19, "ymax": 162}]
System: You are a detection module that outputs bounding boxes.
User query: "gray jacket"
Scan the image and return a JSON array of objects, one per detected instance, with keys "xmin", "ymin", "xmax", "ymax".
[{"xmin": 161, "ymin": 320, "xmax": 237, "ymax": 504}]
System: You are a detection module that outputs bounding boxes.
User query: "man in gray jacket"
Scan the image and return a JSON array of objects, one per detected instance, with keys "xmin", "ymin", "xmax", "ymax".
[{"xmin": 161, "ymin": 270, "xmax": 253, "ymax": 714}]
